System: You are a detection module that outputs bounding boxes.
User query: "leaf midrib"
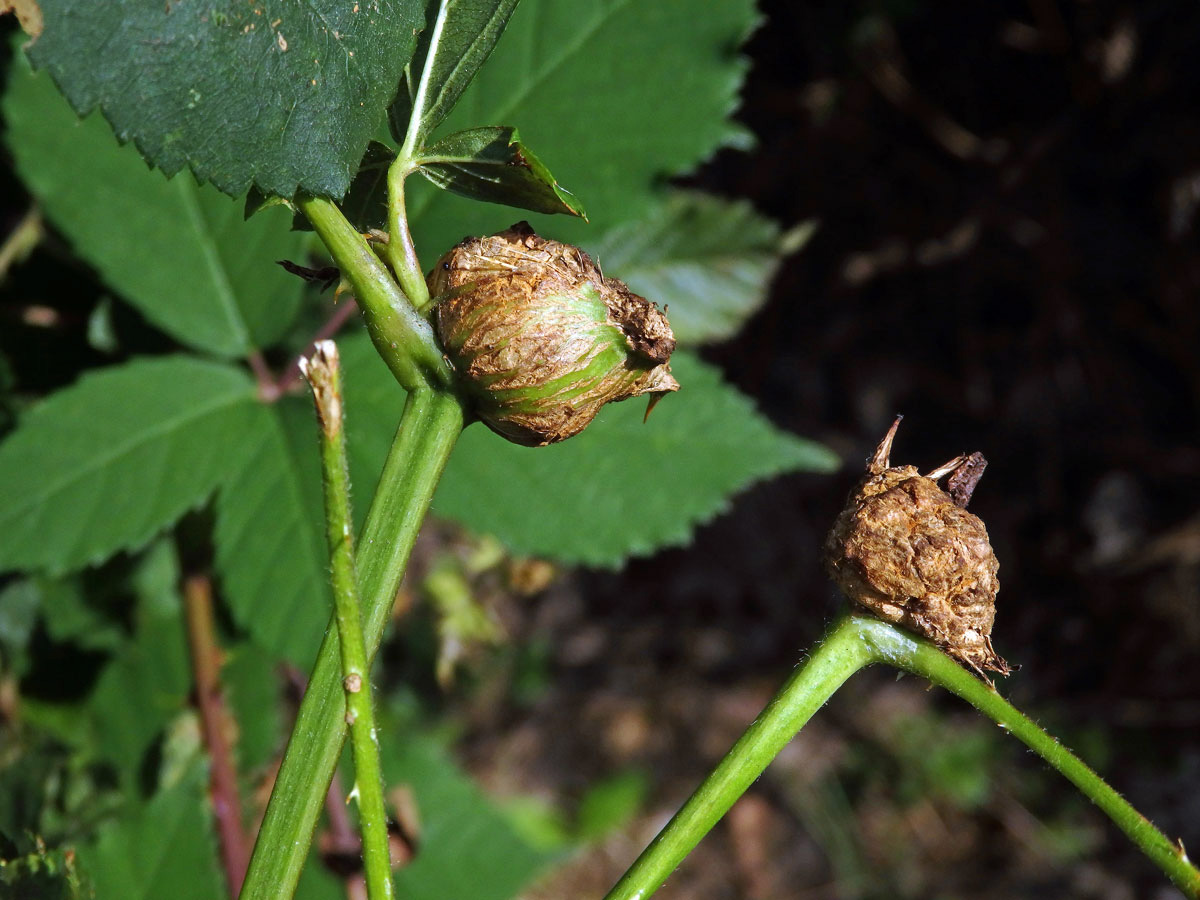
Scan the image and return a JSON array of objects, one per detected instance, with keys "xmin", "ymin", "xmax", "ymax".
[{"xmin": 174, "ymin": 181, "xmax": 251, "ymax": 353}]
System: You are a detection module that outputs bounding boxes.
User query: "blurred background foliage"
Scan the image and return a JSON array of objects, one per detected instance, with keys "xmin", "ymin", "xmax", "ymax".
[{"xmin": 2, "ymin": 1, "xmax": 1200, "ymax": 899}]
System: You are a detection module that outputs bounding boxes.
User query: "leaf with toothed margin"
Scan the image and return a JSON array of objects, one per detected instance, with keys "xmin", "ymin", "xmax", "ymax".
[
  {"xmin": 417, "ymin": 126, "xmax": 585, "ymax": 218},
  {"xmin": 214, "ymin": 398, "xmax": 331, "ymax": 666},
  {"xmin": 586, "ymin": 191, "xmax": 816, "ymax": 347},
  {"xmin": 337, "ymin": 333, "xmax": 838, "ymax": 567},
  {"xmin": 3, "ymin": 50, "xmax": 307, "ymax": 357},
  {"xmin": 0, "ymin": 357, "xmax": 258, "ymax": 576},
  {"xmin": 25, "ymin": 0, "xmax": 424, "ymax": 198}
]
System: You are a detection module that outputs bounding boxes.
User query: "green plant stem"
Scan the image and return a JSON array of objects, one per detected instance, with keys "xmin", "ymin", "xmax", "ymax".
[
  {"xmin": 302, "ymin": 341, "xmax": 394, "ymax": 900},
  {"xmin": 603, "ymin": 615, "xmax": 1200, "ymax": 900},
  {"xmin": 239, "ymin": 389, "xmax": 465, "ymax": 900},
  {"xmin": 384, "ymin": 165, "xmax": 430, "ymax": 309},
  {"xmin": 296, "ymin": 195, "xmax": 448, "ymax": 391},
  {"xmin": 602, "ymin": 617, "xmax": 873, "ymax": 900},
  {"xmin": 857, "ymin": 616, "xmax": 1200, "ymax": 899}
]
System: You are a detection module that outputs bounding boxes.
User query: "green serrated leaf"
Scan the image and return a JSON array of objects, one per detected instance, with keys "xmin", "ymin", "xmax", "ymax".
[
  {"xmin": 0, "ymin": 357, "xmax": 257, "ymax": 575},
  {"xmin": 589, "ymin": 192, "xmax": 813, "ymax": 346},
  {"xmin": 436, "ymin": 352, "xmax": 839, "ymax": 566},
  {"xmin": 76, "ymin": 762, "xmax": 223, "ymax": 900},
  {"xmin": 417, "ymin": 126, "xmax": 585, "ymax": 217},
  {"xmin": 338, "ymin": 338, "xmax": 837, "ymax": 567},
  {"xmin": 294, "ymin": 140, "xmax": 397, "ymax": 232},
  {"xmin": 3, "ymin": 52, "xmax": 308, "ymax": 357},
  {"xmin": 391, "ymin": 0, "xmax": 522, "ymax": 150},
  {"xmin": 214, "ymin": 399, "xmax": 330, "ymax": 666},
  {"xmin": 380, "ymin": 719, "xmax": 551, "ymax": 900},
  {"xmin": 408, "ymin": 0, "xmax": 759, "ymax": 256},
  {"xmin": 26, "ymin": 0, "xmax": 424, "ymax": 198}
]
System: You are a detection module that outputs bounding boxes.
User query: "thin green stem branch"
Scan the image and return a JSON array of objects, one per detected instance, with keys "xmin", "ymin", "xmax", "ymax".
[
  {"xmin": 301, "ymin": 341, "xmax": 394, "ymax": 900},
  {"xmin": 857, "ymin": 617, "xmax": 1200, "ymax": 899},
  {"xmin": 603, "ymin": 616, "xmax": 1200, "ymax": 900},
  {"xmin": 602, "ymin": 618, "xmax": 874, "ymax": 900},
  {"xmin": 296, "ymin": 195, "xmax": 448, "ymax": 390},
  {"xmin": 239, "ymin": 388, "xmax": 465, "ymax": 900},
  {"xmin": 384, "ymin": 165, "xmax": 430, "ymax": 309}
]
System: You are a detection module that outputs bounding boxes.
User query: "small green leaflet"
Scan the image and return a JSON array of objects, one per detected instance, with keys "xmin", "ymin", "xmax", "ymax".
[
  {"xmin": 301, "ymin": 129, "xmax": 582, "ymax": 232},
  {"xmin": 417, "ymin": 126, "xmax": 585, "ymax": 217},
  {"xmin": 26, "ymin": 0, "xmax": 424, "ymax": 198},
  {"xmin": 587, "ymin": 191, "xmax": 815, "ymax": 346},
  {"xmin": 391, "ymin": 0, "xmax": 523, "ymax": 150},
  {"xmin": 0, "ymin": 357, "xmax": 258, "ymax": 575},
  {"xmin": 3, "ymin": 51, "xmax": 307, "ymax": 357}
]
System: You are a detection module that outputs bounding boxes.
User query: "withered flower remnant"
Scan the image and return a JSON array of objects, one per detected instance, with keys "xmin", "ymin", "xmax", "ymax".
[
  {"xmin": 430, "ymin": 222, "xmax": 679, "ymax": 447},
  {"xmin": 823, "ymin": 417, "xmax": 1010, "ymax": 679}
]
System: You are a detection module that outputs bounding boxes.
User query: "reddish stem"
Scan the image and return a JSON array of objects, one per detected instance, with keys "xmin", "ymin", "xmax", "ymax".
[
  {"xmin": 276, "ymin": 299, "xmax": 360, "ymax": 396},
  {"xmin": 184, "ymin": 575, "xmax": 251, "ymax": 897},
  {"xmin": 247, "ymin": 351, "xmax": 280, "ymax": 402}
]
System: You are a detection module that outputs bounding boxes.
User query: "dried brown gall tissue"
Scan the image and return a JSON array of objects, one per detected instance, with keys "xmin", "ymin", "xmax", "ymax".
[
  {"xmin": 823, "ymin": 417, "xmax": 1010, "ymax": 679},
  {"xmin": 430, "ymin": 222, "xmax": 678, "ymax": 446}
]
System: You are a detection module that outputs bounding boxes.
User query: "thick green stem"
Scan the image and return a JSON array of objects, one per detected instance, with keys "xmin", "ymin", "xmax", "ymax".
[
  {"xmin": 602, "ymin": 617, "xmax": 874, "ymax": 900},
  {"xmin": 296, "ymin": 195, "xmax": 449, "ymax": 391},
  {"xmin": 857, "ymin": 617, "xmax": 1200, "ymax": 899},
  {"xmin": 239, "ymin": 388, "xmax": 464, "ymax": 900},
  {"xmin": 604, "ymin": 616, "xmax": 1200, "ymax": 900},
  {"xmin": 302, "ymin": 341, "xmax": 395, "ymax": 900}
]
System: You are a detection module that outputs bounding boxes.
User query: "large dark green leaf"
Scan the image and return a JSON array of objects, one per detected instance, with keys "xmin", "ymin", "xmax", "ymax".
[
  {"xmin": 26, "ymin": 0, "xmax": 424, "ymax": 198},
  {"xmin": 3, "ymin": 53, "xmax": 307, "ymax": 357},
  {"xmin": 391, "ymin": 0, "xmax": 522, "ymax": 149},
  {"xmin": 214, "ymin": 399, "xmax": 330, "ymax": 666},
  {"xmin": 408, "ymin": 0, "xmax": 759, "ymax": 259},
  {"xmin": 337, "ymin": 334, "xmax": 836, "ymax": 567},
  {"xmin": 417, "ymin": 126, "xmax": 585, "ymax": 217},
  {"xmin": 588, "ymin": 191, "xmax": 815, "ymax": 346},
  {"xmin": 0, "ymin": 357, "xmax": 257, "ymax": 575}
]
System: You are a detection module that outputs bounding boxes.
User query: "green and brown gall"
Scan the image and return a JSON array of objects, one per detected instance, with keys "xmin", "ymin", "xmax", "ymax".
[{"xmin": 430, "ymin": 222, "xmax": 679, "ymax": 446}]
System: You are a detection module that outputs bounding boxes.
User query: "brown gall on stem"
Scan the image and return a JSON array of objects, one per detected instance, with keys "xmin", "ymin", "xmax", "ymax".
[
  {"xmin": 823, "ymin": 416, "xmax": 1010, "ymax": 683},
  {"xmin": 429, "ymin": 222, "xmax": 678, "ymax": 446}
]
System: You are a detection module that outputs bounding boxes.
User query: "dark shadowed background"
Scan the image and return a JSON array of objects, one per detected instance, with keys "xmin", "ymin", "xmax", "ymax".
[
  {"xmin": 462, "ymin": 3, "xmax": 1200, "ymax": 898},
  {"xmin": 2, "ymin": 2, "xmax": 1198, "ymax": 899}
]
